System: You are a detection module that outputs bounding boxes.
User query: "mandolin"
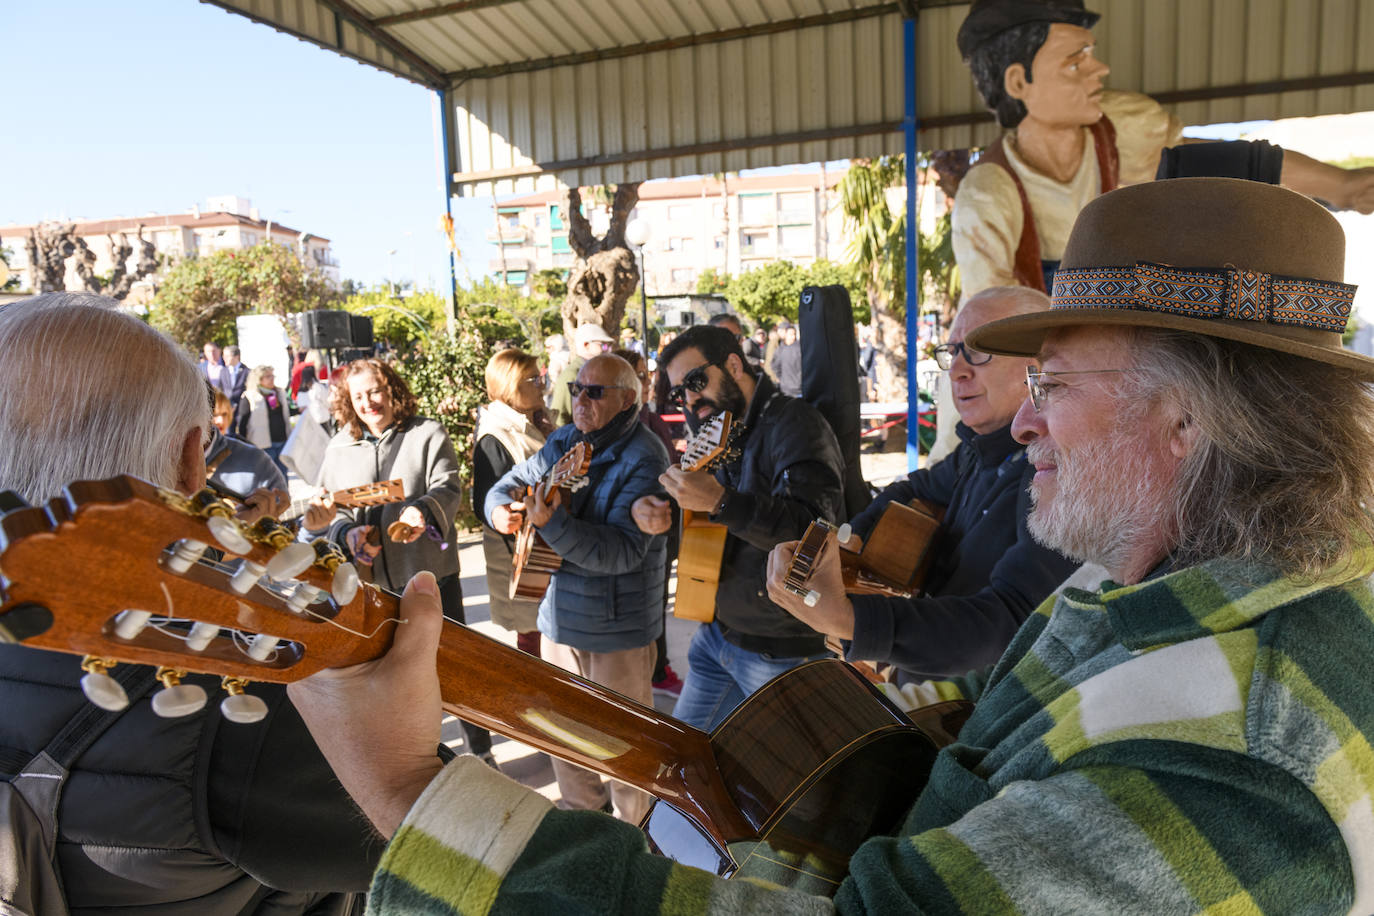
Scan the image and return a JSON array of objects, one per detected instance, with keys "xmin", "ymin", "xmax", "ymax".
[
  {"xmin": 281, "ymin": 478, "xmax": 405, "ymax": 522},
  {"xmin": 672, "ymin": 412, "xmax": 738, "ymax": 622},
  {"xmin": 0, "ymin": 475, "xmax": 968, "ymax": 897},
  {"xmin": 783, "ymin": 499, "xmax": 944, "ymax": 607},
  {"xmin": 508, "ymin": 441, "xmax": 592, "ymax": 601}
]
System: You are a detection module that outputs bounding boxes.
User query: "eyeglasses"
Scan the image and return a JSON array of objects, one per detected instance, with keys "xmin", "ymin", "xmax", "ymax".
[
  {"xmin": 568, "ymin": 381, "xmax": 632, "ymax": 400},
  {"xmin": 1025, "ymin": 367, "xmax": 1129, "ymax": 412},
  {"xmin": 666, "ymin": 363, "xmax": 717, "ymax": 407},
  {"xmin": 933, "ymin": 341, "xmax": 993, "ymax": 370},
  {"xmin": 524, "ymin": 374, "xmax": 546, "ymax": 388}
]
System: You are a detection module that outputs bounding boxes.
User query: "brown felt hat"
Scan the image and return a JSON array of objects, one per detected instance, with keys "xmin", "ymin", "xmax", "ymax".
[{"xmin": 966, "ymin": 177, "xmax": 1374, "ymax": 379}]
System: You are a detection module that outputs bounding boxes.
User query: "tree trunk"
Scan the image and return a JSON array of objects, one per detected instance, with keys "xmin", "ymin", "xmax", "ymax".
[
  {"xmin": 561, "ymin": 183, "xmax": 643, "ymax": 337},
  {"xmin": 869, "ymin": 283, "xmax": 907, "ymax": 405}
]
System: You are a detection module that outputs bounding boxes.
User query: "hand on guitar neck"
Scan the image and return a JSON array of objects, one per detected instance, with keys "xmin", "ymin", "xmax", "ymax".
[{"xmin": 765, "ymin": 528, "xmax": 857, "ymax": 641}]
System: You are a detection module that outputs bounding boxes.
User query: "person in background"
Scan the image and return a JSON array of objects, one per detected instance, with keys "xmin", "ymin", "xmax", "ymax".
[
  {"xmin": 549, "ymin": 323, "xmax": 615, "ymax": 426},
  {"xmin": 232, "ymin": 364, "xmax": 293, "ymax": 476},
  {"xmin": 856, "ymin": 325, "xmax": 877, "ymax": 402},
  {"xmin": 474, "ymin": 349, "xmax": 553, "ymax": 659},
  {"xmin": 655, "ymin": 329, "xmax": 676, "ymax": 361},
  {"xmin": 769, "ymin": 319, "xmax": 802, "ymax": 396},
  {"xmin": 289, "ymin": 348, "xmax": 328, "ymax": 402},
  {"xmin": 199, "ymin": 341, "xmax": 230, "ymax": 395},
  {"xmin": 619, "ymin": 325, "xmax": 643, "ymax": 355},
  {"xmin": 302, "ymin": 358, "xmax": 493, "ymax": 767},
  {"xmin": 206, "ymin": 386, "xmax": 287, "ymax": 499},
  {"xmin": 542, "ymin": 334, "xmax": 569, "ymax": 402},
  {"xmin": 614, "ymin": 347, "xmax": 684, "ymax": 698},
  {"xmin": 222, "ymin": 345, "xmax": 248, "ymax": 408}
]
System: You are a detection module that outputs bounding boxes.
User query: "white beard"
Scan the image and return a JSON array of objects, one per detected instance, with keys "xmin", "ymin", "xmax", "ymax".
[{"xmin": 1026, "ymin": 433, "xmax": 1173, "ymax": 575}]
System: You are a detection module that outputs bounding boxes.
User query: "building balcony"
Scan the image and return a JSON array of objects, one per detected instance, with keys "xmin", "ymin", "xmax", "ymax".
[
  {"xmin": 489, "ymin": 256, "xmax": 530, "ymax": 272},
  {"xmin": 487, "ymin": 225, "xmax": 530, "ymax": 244}
]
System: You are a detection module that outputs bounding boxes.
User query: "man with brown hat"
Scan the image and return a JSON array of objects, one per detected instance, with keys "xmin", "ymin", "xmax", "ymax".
[{"xmin": 285, "ymin": 180, "xmax": 1374, "ymax": 913}]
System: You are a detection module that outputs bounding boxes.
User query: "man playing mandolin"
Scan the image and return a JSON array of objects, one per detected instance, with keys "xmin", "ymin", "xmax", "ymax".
[
  {"xmin": 290, "ymin": 178, "xmax": 1374, "ymax": 913},
  {"xmin": 484, "ymin": 353, "xmax": 669, "ymax": 824}
]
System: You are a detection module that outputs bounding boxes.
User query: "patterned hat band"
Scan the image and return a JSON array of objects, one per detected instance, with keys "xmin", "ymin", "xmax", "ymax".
[{"xmin": 1051, "ymin": 262, "xmax": 1357, "ymax": 334}]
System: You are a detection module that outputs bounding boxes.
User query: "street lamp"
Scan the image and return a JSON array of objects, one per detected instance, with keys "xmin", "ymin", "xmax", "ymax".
[{"xmin": 625, "ymin": 217, "xmax": 651, "ymax": 354}]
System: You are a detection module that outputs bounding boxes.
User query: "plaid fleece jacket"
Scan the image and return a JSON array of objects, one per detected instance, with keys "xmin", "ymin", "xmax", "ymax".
[{"xmin": 367, "ymin": 556, "xmax": 1374, "ymax": 915}]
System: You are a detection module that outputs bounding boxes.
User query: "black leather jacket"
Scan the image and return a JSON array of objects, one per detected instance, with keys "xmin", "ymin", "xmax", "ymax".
[
  {"xmin": 707, "ymin": 374, "xmax": 847, "ymax": 654},
  {"xmin": 846, "ymin": 422, "xmax": 1077, "ymax": 681},
  {"xmin": 0, "ymin": 645, "xmax": 382, "ymax": 914}
]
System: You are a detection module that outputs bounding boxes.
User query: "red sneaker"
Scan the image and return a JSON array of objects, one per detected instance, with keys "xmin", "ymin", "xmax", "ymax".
[{"xmin": 652, "ymin": 663, "xmax": 684, "ymax": 698}]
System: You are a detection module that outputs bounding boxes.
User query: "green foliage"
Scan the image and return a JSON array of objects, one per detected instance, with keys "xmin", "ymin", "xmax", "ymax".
[
  {"xmin": 148, "ymin": 242, "xmax": 338, "ymax": 348},
  {"xmin": 695, "ymin": 268, "xmax": 729, "ymax": 296},
  {"xmin": 838, "ymin": 156, "xmax": 907, "ymax": 318},
  {"xmin": 1330, "ymin": 155, "xmax": 1374, "ymax": 170},
  {"xmin": 340, "ymin": 287, "xmax": 448, "ymax": 352},
  {"xmin": 394, "ymin": 311, "xmax": 494, "ymax": 528},
  {"xmin": 704, "ymin": 260, "xmax": 866, "ymax": 326},
  {"xmin": 458, "ymin": 276, "xmax": 561, "ymax": 351},
  {"xmin": 917, "ymin": 212, "xmax": 960, "ymax": 315},
  {"xmin": 0, "ymin": 246, "xmax": 19, "ymax": 292},
  {"xmin": 531, "ymin": 269, "xmax": 568, "ymax": 301}
]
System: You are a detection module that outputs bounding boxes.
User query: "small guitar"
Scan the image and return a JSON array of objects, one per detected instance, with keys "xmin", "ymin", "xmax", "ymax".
[
  {"xmin": 672, "ymin": 413, "xmax": 738, "ymax": 622},
  {"xmin": 279, "ymin": 478, "xmax": 406, "ymax": 522},
  {"xmin": 0, "ymin": 475, "xmax": 968, "ymax": 897},
  {"xmin": 508, "ymin": 442, "xmax": 593, "ymax": 601},
  {"xmin": 783, "ymin": 499, "xmax": 944, "ymax": 607}
]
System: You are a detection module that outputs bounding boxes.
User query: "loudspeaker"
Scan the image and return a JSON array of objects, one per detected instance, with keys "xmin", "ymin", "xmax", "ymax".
[
  {"xmin": 349, "ymin": 314, "xmax": 374, "ymax": 348},
  {"xmin": 798, "ymin": 285, "xmax": 871, "ymax": 519},
  {"xmin": 300, "ymin": 310, "xmax": 352, "ymax": 349}
]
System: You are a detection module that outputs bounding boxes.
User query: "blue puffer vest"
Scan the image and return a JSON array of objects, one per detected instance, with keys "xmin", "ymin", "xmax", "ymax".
[{"xmin": 486, "ymin": 420, "xmax": 669, "ymax": 652}]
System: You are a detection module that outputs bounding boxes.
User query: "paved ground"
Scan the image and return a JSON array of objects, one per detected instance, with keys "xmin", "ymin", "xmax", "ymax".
[{"xmin": 295, "ymin": 450, "xmax": 917, "ymax": 804}]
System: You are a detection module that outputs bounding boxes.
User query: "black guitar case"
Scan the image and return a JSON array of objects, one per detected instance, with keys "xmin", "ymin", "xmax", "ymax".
[{"xmin": 798, "ymin": 285, "xmax": 872, "ymax": 520}]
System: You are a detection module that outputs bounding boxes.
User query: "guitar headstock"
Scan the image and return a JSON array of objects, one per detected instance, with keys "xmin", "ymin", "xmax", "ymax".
[
  {"xmin": 681, "ymin": 412, "xmax": 736, "ymax": 472},
  {"xmin": 550, "ymin": 441, "xmax": 594, "ymax": 490},
  {"xmin": 0, "ymin": 475, "xmax": 399, "ymax": 717},
  {"xmin": 335, "ymin": 477, "xmax": 404, "ymax": 508}
]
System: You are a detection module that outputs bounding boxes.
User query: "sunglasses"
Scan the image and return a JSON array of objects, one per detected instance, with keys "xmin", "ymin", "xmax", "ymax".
[
  {"xmin": 666, "ymin": 363, "xmax": 717, "ymax": 407},
  {"xmin": 568, "ymin": 381, "xmax": 632, "ymax": 400}
]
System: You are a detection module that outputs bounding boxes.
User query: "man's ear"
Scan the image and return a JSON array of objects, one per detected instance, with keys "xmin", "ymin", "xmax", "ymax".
[
  {"xmin": 723, "ymin": 352, "xmax": 746, "ymax": 382},
  {"xmin": 175, "ymin": 426, "xmax": 208, "ymax": 496},
  {"xmin": 1004, "ymin": 63, "xmax": 1029, "ymax": 102},
  {"xmin": 1168, "ymin": 411, "xmax": 1201, "ymax": 461}
]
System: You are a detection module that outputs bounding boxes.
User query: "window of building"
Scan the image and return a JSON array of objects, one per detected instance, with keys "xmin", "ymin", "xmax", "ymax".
[
  {"xmin": 739, "ymin": 193, "xmax": 774, "ymax": 226},
  {"xmin": 505, "ymin": 270, "xmax": 528, "ymax": 286},
  {"xmin": 549, "ymin": 205, "xmax": 564, "ymax": 231},
  {"xmin": 242, "ymin": 232, "xmax": 257, "ymax": 246},
  {"xmin": 778, "ymin": 191, "xmax": 813, "ymax": 225},
  {"xmin": 552, "ymin": 252, "xmax": 575, "ymax": 268},
  {"xmin": 668, "ymin": 204, "xmax": 693, "ymax": 223},
  {"xmin": 666, "ymin": 237, "xmax": 695, "ymax": 253},
  {"xmin": 552, "ymin": 235, "xmax": 571, "ymax": 255},
  {"xmin": 779, "ymin": 224, "xmax": 813, "ymax": 257},
  {"xmin": 534, "ymin": 214, "xmax": 544, "ymax": 229},
  {"xmin": 714, "ymin": 237, "xmax": 726, "ymax": 250},
  {"xmin": 740, "ymin": 231, "xmax": 774, "ymax": 257}
]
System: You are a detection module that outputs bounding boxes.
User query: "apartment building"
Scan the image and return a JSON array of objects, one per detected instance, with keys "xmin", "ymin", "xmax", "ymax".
[
  {"xmin": 0, "ymin": 195, "xmax": 338, "ymax": 301},
  {"xmin": 486, "ymin": 170, "xmax": 851, "ymax": 296}
]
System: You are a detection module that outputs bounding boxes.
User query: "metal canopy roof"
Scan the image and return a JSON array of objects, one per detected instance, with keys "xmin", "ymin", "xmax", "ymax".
[{"xmin": 208, "ymin": 0, "xmax": 1374, "ymax": 196}]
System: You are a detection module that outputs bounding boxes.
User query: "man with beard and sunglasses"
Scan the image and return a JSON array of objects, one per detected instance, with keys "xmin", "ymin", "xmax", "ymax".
[
  {"xmin": 484, "ymin": 353, "xmax": 669, "ymax": 823},
  {"xmin": 630, "ymin": 324, "xmax": 846, "ymax": 731}
]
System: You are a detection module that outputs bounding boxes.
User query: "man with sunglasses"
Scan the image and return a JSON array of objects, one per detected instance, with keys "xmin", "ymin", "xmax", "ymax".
[
  {"xmin": 549, "ymin": 322, "xmax": 616, "ymax": 427},
  {"xmin": 767, "ymin": 286, "xmax": 1076, "ymax": 684},
  {"xmin": 632, "ymin": 324, "xmax": 846, "ymax": 731},
  {"xmin": 484, "ymin": 353, "xmax": 669, "ymax": 823}
]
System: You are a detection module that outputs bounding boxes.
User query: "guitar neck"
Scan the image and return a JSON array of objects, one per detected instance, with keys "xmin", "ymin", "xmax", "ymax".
[{"xmin": 434, "ymin": 623, "xmax": 752, "ymax": 843}]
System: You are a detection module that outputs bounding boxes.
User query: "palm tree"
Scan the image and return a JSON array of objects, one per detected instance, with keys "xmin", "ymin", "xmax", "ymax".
[{"xmin": 839, "ymin": 157, "xmax": 907, "ymax": 402}]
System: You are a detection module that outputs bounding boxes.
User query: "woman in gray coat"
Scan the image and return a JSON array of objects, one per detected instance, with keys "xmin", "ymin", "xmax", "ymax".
[{"xmin": 302, "ymin": 357, "xmax": 494, "ymax": 764}]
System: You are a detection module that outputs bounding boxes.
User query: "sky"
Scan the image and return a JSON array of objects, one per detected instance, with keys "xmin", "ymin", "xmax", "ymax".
[{"xmin": 4, "ymin": 0, "xmax": 494, "ymax": 291}]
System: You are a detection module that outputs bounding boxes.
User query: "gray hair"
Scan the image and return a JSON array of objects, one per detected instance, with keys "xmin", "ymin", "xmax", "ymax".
[
  {"xmin": 584, "ymin": 354, "xmax": 641, "ymax": 409},
  {"xmin": 964, "ymin": 285, "xmax": 1051, "ymax": 318},
  {"xmin": 0, "ymin": 293, "xmax": 209, "ymax": 503},
  {"xmin": 1125, "ymin": 328, "xmax": 1374, "ymax": 578}
]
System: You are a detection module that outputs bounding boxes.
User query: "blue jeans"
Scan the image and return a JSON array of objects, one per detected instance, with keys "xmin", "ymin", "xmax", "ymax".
[{"xmin": 671, "ymin": 621, "xmax": 832, "ymax": 731}]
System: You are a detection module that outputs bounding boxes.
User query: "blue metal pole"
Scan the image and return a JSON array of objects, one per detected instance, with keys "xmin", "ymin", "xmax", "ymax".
[{"xmin": 903, "ymin": 16, "xmax": 920, "ymax": 471}]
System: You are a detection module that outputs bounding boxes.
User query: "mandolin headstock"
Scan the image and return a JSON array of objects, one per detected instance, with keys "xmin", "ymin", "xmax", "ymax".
[
  {"xmin": 681, "ymin": 411, "xmax": 736, "ymax": 472},
  {"xmin": 0, "ymin": 475, "xmax": 400, "ymax": 718}
]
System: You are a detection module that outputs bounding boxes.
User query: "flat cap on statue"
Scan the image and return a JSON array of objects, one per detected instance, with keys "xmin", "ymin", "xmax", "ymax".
[
  {"xmin": 965, "ymin": 177, "xmax": 1374, "ymax": 379},
  {"xmin": 956, "ymin": 0, "xmax": 1100, "ymax": 58}
]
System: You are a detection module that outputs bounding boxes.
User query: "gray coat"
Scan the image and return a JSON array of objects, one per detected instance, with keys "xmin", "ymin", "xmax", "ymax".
[
  {"xmin": 486, "ymin": 421, "xmax": 668, "ymax": 652},
  {"xmin": 316, "ymin": 417, "xmax": 463, "ymax": 589}
]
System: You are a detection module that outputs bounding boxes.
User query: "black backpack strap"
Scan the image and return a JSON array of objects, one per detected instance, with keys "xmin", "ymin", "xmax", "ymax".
[{"xmin": 41, "ymin": 664, "xmax": 159, "ymax": 769}]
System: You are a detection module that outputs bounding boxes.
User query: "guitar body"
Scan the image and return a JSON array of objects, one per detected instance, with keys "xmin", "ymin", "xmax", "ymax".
[
  {"xmin": 643, "ymin": 660, "xmax": 967, "ymax": 895},
  {"xmin": 509, "ymin": 520, "xmax": 561, "ymax": 602},
  {"xmin": 850, "ymin": 498, "xmax": 944, "ymax": 595},
  {"xmin": 673, "ymin": 509, "xmax": 728, "ymax": 622}
]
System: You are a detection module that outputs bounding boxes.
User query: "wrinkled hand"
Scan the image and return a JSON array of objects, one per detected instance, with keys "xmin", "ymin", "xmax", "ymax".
[
  {"xmin": 659, "ymin": 466, "xmax": 725, "ymax": 514},
  {"xmin": 346, "ymin": 524, "xmax": 381, "ymax": 565},
  {"xmin": 765, "ymin": 536, "xmax": 857, "ymax": 640},
  {"xmin": 491, "ymin": 500, "xmax": 525, "ymax": 535},
  {"xmin": 526, "ymin": 480, "xmax": 556, "ymax": 528},
  {"xmin": 302, "ymin": 492, "xmax": 334, "ymax": 532},
  {"xmin": 389, "ymin": 505, "xmax": 427, "ymax": 544},
  {"xmin": 631, "ymin": 495, "xmax": 673, "ymax": 535},
  {"xmin": 288, "ymin": 572, "xmax": 445, "ymax": 838},
  {"xmin": 236, "ymin": 487, "xmax": 289, "ymax": 525}
]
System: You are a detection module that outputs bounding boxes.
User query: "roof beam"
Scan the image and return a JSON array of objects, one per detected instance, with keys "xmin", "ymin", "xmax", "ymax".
[
  {"xmin": 372, "ymin": 0, "xmax": 526, "ymax": 28},
  {"xmin": 312, "ymin": 0, "xmax": 450, "ymax": 88},
  {"xmin": 452, "ymin": 121, "xmax": 902, "ymax": 186},
  {"xmin": 445, "ymin": 4, "xmax": 901, "ymax": 82}
]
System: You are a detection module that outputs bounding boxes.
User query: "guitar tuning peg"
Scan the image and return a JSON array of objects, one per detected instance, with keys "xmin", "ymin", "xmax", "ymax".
[
  {"xmin": 836, "ymin": 523, "xmax": 853, "ymax": 546},
  {"xmin": 165, "ymin": 538, "xmax": 209, "ymax": 574},
  {"xmin": 284, "ymin": 582, "xmax": 324, "ymax": 614},
  {"xmin": 246, "ymin": 633, "xmax": 280, "ymax": 662},
  {"xmin": 151, "ymin": 667, "xmax": 207, "ymax": 718},
  {"xmin": 803, "ymin": 589, "xmax": 821, "ymax": 608},
  {"xmin": 219, "ymin": 677, "xmax": 268, "ymax": 724},
  {"xmin": 113, "ymin": 609, "xmax": 154, "ymax": 640},
  {"xmin": 206, "ymin": 515, "xmax": 252, "ymax": 555},
  {"xmin": 331, "ymin": 562, "xmax": 360, "ymax": 606},
  {"xmin": 266, "ymin": 542, "xmax": 315, "ymax": 580},
  {"xmin": 185, "ymin": 621, "xmax": 221, "ymax": 652},
  {"xmin": 80, "ymin": 656, "xmax": 129, "ymax": 711},
  {"xmin": 248, "ymin": 517, "xmax": 295, "ymax": 549},
  {"xmin": 228, "ymin": 559, "xmax": 267, "ymax": 595}
]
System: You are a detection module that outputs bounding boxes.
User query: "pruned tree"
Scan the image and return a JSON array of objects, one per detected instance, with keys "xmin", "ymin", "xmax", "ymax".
[
  {"xmin": 32, "ymin": 222, "xmax": 159, "ymax": 299},
  {"xmin": 27, "ymin": 223, "xmax": 76, "ymax": 292},
  {"xmin": 560, "ymin": 183, "xmax": 641, "ymax": 336}
]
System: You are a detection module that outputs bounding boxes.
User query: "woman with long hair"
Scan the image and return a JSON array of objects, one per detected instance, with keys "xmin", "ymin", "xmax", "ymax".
[
  {"xmin": 474, "ymin": 349, "xmax": 553, "ymax": 657},
  {"xmin": 303, "ymin": 357, "xmax": 495, "ymax": 766}
]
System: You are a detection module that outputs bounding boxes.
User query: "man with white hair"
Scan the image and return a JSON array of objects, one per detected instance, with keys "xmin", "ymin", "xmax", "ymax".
[
  {"xmin": 287, "ymin": 178, "xmax": 1374, "ymax": 913},
  {"xmin": 0, "ymin": 293, "xmax": 381, "ymax": 913},
  {"xmin": 485, "ymin": 353, "xmax": 669, "ymax": 823},
  {"xmin": 778, "ymin": 286, "xmax": 1077, "ymax": 683}
]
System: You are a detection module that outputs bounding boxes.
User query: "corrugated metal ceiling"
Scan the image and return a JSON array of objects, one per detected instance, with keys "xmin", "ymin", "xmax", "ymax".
[{"xmin": 205, "ymin": 0, "xmax": 1374, "ymax": 195}]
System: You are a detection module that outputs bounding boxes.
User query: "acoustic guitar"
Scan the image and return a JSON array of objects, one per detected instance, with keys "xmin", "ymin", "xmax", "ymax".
[
  {"xmin": 672, "ymin": 413, "xmax": 737, "ymax": 622},
  {"xmin": 0, "ymin": 475, "xmax": 969, "ymax": 897},
  {"xmin": 508, "ymin": 441, "xmax": 593, "ymax": 602},
  {"xmin": 281, "ymin": 478, "xmax": 405, "ymax": 522}
]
